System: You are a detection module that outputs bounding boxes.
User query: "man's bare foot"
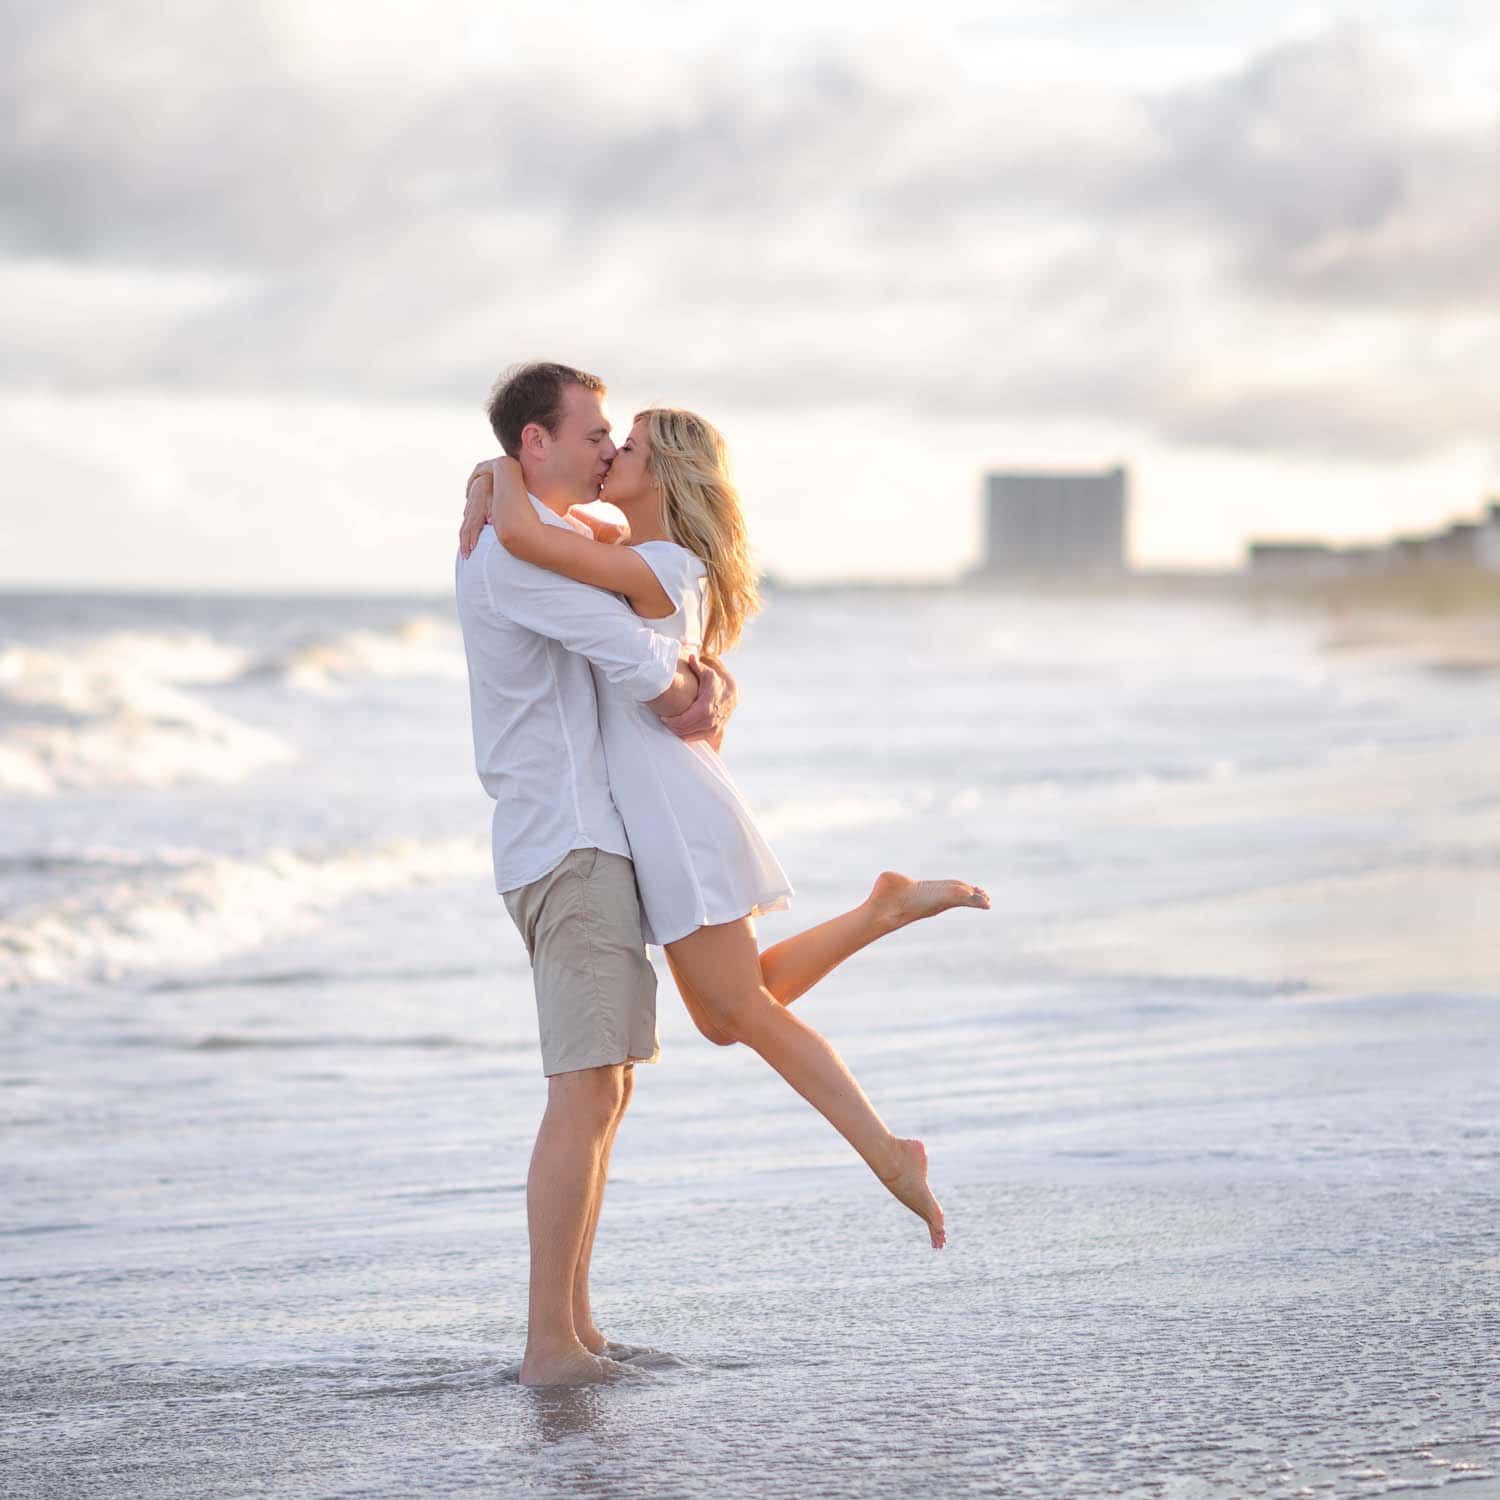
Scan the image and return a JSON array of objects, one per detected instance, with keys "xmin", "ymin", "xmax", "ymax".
[
  {"xmin": 579, "ymin": 1329, "xmax": 653, "ymax": 1361},
  {"xmin": 518, "ymin": 1342, "xmax": 642, "ymax": 1387},
  {"xmin": 869, "ymin": 871, "xmax": 990, "ymax": 932},
  {"xmin": 878, "ymin": 1137, "xmax": 947, "ymax": 1248},
  {"xmin": 603, "ymin": 1340, "xmax": 655, "ymax": 1361}
]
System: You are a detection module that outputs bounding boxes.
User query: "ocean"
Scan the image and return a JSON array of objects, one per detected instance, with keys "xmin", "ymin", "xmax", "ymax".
[{"xmin": 2, "ymin": 585, "xmax": 1497, "ymax": 1499}]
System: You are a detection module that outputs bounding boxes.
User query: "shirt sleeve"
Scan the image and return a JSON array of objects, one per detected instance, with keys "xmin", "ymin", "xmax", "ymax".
[{"xmin": 480, "ymin": 541, "xmax": 681, "ymax": 702}]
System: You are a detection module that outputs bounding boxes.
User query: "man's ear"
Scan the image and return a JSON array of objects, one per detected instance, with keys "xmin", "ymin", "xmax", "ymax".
[{"xmin": 519, "ymin": 421, "xmax": 549, "ymax": 460}]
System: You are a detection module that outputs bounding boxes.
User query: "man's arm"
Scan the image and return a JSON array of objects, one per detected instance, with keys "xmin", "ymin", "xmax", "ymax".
[
  {"xmin": 647, "ymin": 659, "xmax": 702, "ymax": 718},
  {"xmin": 661, "ymin": 653, "xmax": 737, "ymax": 747},
  {"xmin": 464, "ymin": 468, "xmax": 731, "ymax": 735},
  {"xmin": 479, "ymin": 537, "xmax": 700, "ymax": 711}
]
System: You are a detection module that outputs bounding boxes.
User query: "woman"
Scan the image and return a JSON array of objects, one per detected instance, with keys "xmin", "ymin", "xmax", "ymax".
[{"xmin": 480, "ymin": 408, "xmax": 988, "ymax": 1247}]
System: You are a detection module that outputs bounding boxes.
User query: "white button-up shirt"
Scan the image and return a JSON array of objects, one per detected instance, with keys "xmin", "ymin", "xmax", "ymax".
[{"xmin": 455, "ymin": 500, "xmax": 680, "ymax": 893}]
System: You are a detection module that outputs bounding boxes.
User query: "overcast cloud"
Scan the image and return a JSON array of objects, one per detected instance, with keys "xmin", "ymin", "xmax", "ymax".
[{"xmin": 3, "ymin": 1, "xmax": 1498, "ymax": 585}]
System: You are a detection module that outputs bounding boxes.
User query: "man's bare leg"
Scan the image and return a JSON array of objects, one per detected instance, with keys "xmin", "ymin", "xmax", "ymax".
[
  {"xmin": 758, "ymin": 871, "xmax": 989, "ymax": 1007},
  {"xmin": 572, "ymin": 1065, "xmax": 633, "ymax": 1355},
  {"xmin": 520, "ymin": 1064, "xmax": 639, "ymax": 1386}
]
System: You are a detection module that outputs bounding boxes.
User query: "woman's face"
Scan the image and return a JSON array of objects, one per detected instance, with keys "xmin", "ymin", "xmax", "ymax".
[{"xmin": 600, "ymin": 417, "xmax": 654, "ymax": 509}]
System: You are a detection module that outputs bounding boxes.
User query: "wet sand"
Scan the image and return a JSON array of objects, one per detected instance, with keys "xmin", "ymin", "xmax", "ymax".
[{"xmin": 3, "ymin": 587, "xmax": 1497, "ymax": 1498}]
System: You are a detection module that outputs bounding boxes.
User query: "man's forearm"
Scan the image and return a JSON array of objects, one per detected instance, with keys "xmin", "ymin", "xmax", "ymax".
[
  {"xmin": 478, "ymin": 544, "xmax": 681, "ymax": 696},
  {"xmin": 647, "ymin": 655, "xmax": 699, "ymax": 718},
  {"xmin": 655, "ymin": 654, "xmax": 733, "ymax": 742},
  {"xmin": 699, "ymin": 654, "xmax": 736, "ymax": 728}
]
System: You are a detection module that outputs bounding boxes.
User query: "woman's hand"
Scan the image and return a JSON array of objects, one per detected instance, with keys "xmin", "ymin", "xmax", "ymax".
[{"xmin": 459, "ymin": 459, "xmax": 498, "ymax": 557}]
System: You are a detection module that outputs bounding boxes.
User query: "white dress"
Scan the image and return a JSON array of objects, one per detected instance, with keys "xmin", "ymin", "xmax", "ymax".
[{"xmin": 594, "ymin": 540, "xmax": 793, "ymax": 947}]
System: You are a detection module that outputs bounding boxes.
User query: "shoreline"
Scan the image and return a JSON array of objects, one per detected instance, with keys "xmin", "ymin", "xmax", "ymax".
[
  {"xmin": 953, "ymin": 569, "xmax": 1500, "ymax": 673},
  {"xmin": 8, "ymin": 572, "xmax": 1500, "ymax": 673},
  {"xmin": 763, "ymin": 568, "xmax": 1500, "ymax": 672}
]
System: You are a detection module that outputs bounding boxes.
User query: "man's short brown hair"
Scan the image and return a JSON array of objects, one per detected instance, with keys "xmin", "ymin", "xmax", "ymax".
[{"xmin": 487, "ymin": 362, "xmax": 608, "ymax": 457}]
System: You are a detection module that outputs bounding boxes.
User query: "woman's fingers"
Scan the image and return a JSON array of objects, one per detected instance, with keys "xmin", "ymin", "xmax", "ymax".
[{"xmin": 459, "ymin": 472, "xmax": 493, "ymax": 556}]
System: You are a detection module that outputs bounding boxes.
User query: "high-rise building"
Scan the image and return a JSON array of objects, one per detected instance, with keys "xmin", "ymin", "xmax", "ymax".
[{"xmin": 982, "ymin": 466, "xmax": 1129, "ymax": 577}]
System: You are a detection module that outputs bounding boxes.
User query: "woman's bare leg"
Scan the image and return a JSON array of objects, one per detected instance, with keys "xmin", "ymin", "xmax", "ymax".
[
  {"xmin": 759, "ymin": 871, "xmax": 990, "ymax": 1007},
  {"xmin": 665, "ymin": 951, "xmax": 737, "ymax": 1046},
  {"xmin": 665, "ymin": 869, "xmax": 992, "ymax": 1049},
  {"xmin": 665, "ymin": 916, "xmax": 946, "ymax": 1247}
]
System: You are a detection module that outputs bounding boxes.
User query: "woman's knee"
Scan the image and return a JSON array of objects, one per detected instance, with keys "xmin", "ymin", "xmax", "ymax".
[
  {"xmin": 691, "ymin": 1013, "xmax": 738, "ymax": 1047},
  {"xmin": 699, "ymin": 987, "xmax": 770, "ymax": 1046}
]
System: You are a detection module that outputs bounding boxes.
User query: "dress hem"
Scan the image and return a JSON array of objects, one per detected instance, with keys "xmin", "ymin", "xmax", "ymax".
[{"xmin": 647, "ymin": 888, "xmax": 795, "ymax": 949}]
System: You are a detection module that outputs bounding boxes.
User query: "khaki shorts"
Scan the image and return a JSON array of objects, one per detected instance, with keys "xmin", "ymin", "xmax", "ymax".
[{"xmin": 503, "ymin": 847, "xmax": 660, "ymax": 1077}]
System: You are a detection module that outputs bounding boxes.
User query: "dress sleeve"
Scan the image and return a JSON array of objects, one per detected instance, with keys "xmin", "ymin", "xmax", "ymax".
[{"xmin": 630, "ymin": 542, "xmax": 699, "ymax": 616}]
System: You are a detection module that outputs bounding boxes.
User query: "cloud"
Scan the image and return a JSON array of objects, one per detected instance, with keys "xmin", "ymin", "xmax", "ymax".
[
  {"xmin": 1138, "ymin": 27, "xmax": 1500, "ymax": 306},
  {"xmin": 2, "ymin": 5, "xmax": 1498, "ymax": 461}
]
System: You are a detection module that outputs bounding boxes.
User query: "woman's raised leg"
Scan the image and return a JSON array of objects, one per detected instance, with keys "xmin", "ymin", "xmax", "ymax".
[
  {"xmin": 664, "ymin": 916, "xmax": 947, "ymax": 1247},
  {"xmin": 667, "ymin": 872, "xmax": 989, "ymax": 1036},
  {"xmin": 758, "ymin": 871, "xmax": 990, "ymax": 1007}
]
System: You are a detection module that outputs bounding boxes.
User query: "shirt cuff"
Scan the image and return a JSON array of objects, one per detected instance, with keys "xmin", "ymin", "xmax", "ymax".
[{"xmin": 622, "ymin": 633, "xmax": 681, "ymax": 702}]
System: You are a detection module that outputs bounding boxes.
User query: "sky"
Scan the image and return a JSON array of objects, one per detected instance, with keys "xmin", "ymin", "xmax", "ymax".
[{"xmin": 3, "ymin": 0, "xmax": 1499, "ymax": 590}]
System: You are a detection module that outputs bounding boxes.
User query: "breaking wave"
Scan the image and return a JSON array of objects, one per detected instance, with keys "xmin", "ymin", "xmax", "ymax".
[
  {"xmin": 0, "ymin": 834, "xmax": 489, "ymax": 991},
  {"xmin": 0, "ymin": 632, "xmax": 291, "ymax": 796},
  {"xmin": 0, "ymin": 616, "xmax": 465, "ymax": 795},
  {"xmin": 235, "ymin": 615, "xmax": 465, "ymax": 691}
]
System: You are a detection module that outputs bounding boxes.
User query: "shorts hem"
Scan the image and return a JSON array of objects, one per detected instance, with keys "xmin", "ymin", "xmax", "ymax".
[{"xmin": 542, "ymin": 1045, "xmax": 661, "ymax": 1078}]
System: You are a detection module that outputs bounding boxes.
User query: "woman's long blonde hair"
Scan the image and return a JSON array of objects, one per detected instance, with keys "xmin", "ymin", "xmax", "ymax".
[{"xmin": 639, "ymin": 407, "xmax": 760, "ymax": 655}]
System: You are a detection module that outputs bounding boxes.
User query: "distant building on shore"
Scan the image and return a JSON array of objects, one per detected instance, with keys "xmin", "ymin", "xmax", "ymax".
[
  {"xmin": 980, "ymin": 465, "xmax": 1129, "ymax": 578},
  {"xmin": 1246, "ymin": 500, "xmax": 1500, "ymax": 580},
  {"xmin": 1245, "ymin": 541, "xmax": 1346, "ymax": 580}
]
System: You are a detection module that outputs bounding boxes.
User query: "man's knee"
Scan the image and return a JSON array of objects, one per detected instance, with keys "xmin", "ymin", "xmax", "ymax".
[{"xmin": 548, "ymin": 1064, "xmax": 626, "ymax": 1135}]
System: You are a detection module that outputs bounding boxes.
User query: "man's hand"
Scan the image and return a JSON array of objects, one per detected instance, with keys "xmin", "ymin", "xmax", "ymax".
[
  {"xmin": 566, "ymin": 506, "xmax": 630, "ymax": 545},
  {"xmin": 459, "ymin": 460, "xmax": 498, "ymax": 558},
  {"xmin": 662, "ymin": 654, "xmax": 738, "ymax": 745}
]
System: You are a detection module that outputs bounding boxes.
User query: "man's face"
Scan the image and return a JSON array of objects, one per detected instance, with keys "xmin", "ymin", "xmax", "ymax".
[{"xmin": 544, "ymin": 384, "xmax": 617, "ymax": 505}]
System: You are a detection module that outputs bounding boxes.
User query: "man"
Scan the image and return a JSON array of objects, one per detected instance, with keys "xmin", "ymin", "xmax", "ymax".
[{"xmin": 453, "ymin": 361, "xmax": 733, "ymax": 1388}]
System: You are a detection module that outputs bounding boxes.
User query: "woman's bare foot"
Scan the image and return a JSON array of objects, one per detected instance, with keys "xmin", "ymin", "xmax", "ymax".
[
  {"xmin": 519, "ymin": 1341, "xmax": 643, "ymax": 1387},
  {"xmin": 879, "ymin": 1137, "xmax": 947, "ymax": 1248},
  {"xmin": 869, "ymin": 871, "xmax": 990, "ymax": 933}
]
